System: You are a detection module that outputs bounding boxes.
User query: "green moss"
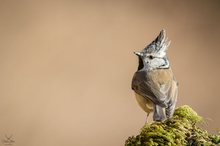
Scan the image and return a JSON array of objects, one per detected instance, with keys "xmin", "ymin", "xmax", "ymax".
[
  {"xmin": 173, "ymin": 105, "xmax": 202, "ymax": 123},
  {"xmin": 125, "ymin": 105, "xmax": 220, "ymax": 146}
]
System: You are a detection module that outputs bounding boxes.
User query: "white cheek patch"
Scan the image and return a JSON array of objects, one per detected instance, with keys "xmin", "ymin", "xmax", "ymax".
[{"xmin": 150, "ymin": 58, "xmax": 165, "ymax": 67}]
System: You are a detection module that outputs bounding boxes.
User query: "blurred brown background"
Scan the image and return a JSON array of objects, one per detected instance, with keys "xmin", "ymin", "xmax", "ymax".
[{"xmin": 0, "ymin": 0, "xmax": 220, "ymax": 146}]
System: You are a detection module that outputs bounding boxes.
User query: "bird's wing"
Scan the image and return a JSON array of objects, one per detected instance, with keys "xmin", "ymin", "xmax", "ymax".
[
  {"xmin": 132, "ymin": 69, "xmax": 174, "ymax": 107},
  {"xmin": 166, "ymin": 79, "xmax": 178, "ymax": 117}
]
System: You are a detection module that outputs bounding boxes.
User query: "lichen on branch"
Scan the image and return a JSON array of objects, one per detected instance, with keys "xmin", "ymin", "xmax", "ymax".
[{"xmin": 125, "ymin": 105, "xmax": 220, "ymax": 146}]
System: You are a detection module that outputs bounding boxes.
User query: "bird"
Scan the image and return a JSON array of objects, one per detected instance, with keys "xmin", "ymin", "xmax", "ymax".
[{"xmin": 131, "ymin": 29, "xmax": 178, "ymax": 122}]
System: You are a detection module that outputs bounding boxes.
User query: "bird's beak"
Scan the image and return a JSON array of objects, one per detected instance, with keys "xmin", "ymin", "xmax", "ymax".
[{"xmin": 134, "ymin": 51, "xmax": 143, "ymax": 57}]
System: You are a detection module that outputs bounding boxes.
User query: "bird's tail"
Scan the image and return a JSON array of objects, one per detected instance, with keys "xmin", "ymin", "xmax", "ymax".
[{"xmin": 153, "ymin": 105, "xmax": 166, "ymax": 121}]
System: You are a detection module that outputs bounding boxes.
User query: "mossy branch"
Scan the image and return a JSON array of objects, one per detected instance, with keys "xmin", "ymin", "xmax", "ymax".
[{"xmin": 125, "ymin": 105, "xmax": 220, "ymax": 146}]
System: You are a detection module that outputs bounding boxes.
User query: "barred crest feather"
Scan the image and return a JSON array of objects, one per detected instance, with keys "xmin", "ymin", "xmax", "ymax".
[{"xmin": 144, "ymin": 29, "xmax": 171, "ymax": 54}]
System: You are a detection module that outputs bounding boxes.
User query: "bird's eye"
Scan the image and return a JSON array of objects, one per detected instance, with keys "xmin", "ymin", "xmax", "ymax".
[{"xmin": 149, "ymin": 55, "xmax": 153, "ymax": 59}]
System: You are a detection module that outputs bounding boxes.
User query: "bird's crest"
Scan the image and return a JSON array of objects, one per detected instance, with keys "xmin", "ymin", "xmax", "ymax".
[{"xmin": 143, "ymin": 29, "xmax": 171, "ymax": 54}]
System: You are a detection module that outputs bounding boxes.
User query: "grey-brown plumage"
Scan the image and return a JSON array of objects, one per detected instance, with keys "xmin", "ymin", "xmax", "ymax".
[{"xmin": 132, "ymin": 30, "xmax": 178, "ymax": 122}]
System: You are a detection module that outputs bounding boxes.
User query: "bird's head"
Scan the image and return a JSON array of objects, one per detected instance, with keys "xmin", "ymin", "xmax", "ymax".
[{"xmin": 134, "ymin": 29, "xmax": 171, "ymax": 71}]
